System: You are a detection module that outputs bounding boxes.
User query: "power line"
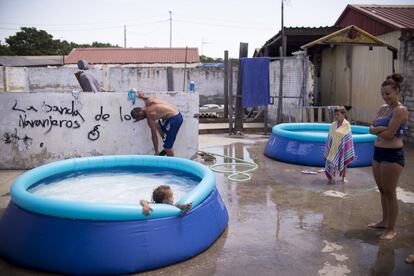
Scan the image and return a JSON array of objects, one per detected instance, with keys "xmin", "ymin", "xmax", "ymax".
[
  {"xmin": 174, "ymin": 13, "xmax": 276, "ymax": 27},
  {"xmin": 174, "ymin": 19, "xmax": 275, "ymax": 30},
  {"xmin": 169, "ymin": 11, "xmax": 172, "ymax": 48},
  {"xmin": 0, "ymin": 15, "xmax": 167, "ymax": 27},
  {"xmin": 0, "ymin": 19, "xmax": 169, "ymax": 32}
]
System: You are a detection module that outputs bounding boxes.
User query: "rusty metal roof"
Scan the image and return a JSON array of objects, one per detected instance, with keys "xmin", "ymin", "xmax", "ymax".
[
  {"xmin": 255, "ymin": 26, "xmax": 338, "ymax": 57},
  {"xmin": 336, "ymin": 5, "xmax": 414, "ymax": 30},
  {"xmin": 65, "ymin": 47, "xmax": 200, "ymax": 64}
]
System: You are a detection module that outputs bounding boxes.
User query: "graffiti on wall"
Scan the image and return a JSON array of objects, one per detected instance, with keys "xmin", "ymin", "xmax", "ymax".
[
  {"xmin": 1, "ymin": 128, "xmax": 33, "ymax": 149},
  {"xmin": 3, "ymin": 99, "xmax": 135, "ymax": 149}
]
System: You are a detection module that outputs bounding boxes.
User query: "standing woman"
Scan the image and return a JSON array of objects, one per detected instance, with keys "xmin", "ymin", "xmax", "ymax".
[{"xmin": 368, "ymin": 73, "xmax": 408, "ymax": 240}]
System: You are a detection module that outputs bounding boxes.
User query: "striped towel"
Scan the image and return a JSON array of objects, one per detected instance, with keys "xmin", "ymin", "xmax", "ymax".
[{"xmin": 324, "ymin": 119, "xmax": 355, "ymax": 180}]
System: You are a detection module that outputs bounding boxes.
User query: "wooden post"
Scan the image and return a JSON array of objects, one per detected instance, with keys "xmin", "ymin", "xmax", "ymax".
[
  {"xmin": 224, "ymin": 50, "xmax": 229, "ymax": 118},
  {"xmin": 318, "ymin": 108, "xmax": 322, "ymax": 122},
  {"xmin": 277, "ymin": 46, "xmax": 284, "ymax": 123},
  {"xmin": 264, "ymin": 46, "xmax": 269, "ymax": 135},
  {"xmin": 182, "ymin": 46, "xmax": 188, "ymax": 92},
  {"xmin": 167, "ymin": 67, "xmax": 174, "ymax": 91},
  {"xmin": 295, "ymin": 108, "xmax": 301, "ymax": 122},
  {"xmin": 229, "ymin": 59, "xmax": 234, "ymax": 134},
  {"xmin": 235, "ymin": 42, "xmax": 248, "ymax": 133},
  {"xmin": 309, "ymin": 108, "xmax": 314, "ymax": 122},
  {"xmin": 264, "ymin": 105, "xmax": 268, "ymax": 135},
  {"xmin": 324, "ymin": 108, "xmax": 330, "ymax": 122}
]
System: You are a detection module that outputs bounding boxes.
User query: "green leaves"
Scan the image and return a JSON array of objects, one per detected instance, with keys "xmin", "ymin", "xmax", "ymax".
[{"xmin": 2, "ymin": 27, "xmax": 119, "ymax": 56}]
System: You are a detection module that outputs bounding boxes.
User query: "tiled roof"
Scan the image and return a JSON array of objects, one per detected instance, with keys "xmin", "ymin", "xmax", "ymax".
[
  {"xmin": 65, "ymin": 47, "xmax": 200, "ymax": 64},
  {"xmin": 336, "ymin": 5, "xmax": 414, "ymax": 30}
]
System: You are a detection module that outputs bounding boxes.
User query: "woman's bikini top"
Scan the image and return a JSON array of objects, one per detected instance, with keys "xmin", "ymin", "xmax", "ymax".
[{"xmin": 374, "ymin": 105, "xmax": 407, "ymax": 137}]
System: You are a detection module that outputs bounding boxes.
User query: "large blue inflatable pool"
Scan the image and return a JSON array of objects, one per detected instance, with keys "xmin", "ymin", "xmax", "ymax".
[
  {"xmin": 0, "ymin": 155, "xmax": 228, "ymax": 275},
  {"xmin": 264, "ymin": 123, "xmax": 376, "ymax": 167}
]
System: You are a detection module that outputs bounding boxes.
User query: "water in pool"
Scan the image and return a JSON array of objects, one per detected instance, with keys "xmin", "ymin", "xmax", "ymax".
[{"xmin": 29, "ymin": 168, "xmax": 199, "ymax": 205}]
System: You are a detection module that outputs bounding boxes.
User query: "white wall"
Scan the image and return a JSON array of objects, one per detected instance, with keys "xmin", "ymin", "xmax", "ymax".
[
  {"xmin": 0, "ymin": 65, "xmax": 233, "ymax": 106},
  {"xmin": 0, "ymin": 91, "xmax": 198, "ymax": 169}
]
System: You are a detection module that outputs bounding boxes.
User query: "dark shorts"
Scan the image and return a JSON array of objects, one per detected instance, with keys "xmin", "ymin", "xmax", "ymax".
[
  {"xmin": 159, "ymin": 112, "xmax": 183, "ymax": 149},
  {"xmin": 373, "ymin": 146, "xmax": 405, "ymax": 167}
]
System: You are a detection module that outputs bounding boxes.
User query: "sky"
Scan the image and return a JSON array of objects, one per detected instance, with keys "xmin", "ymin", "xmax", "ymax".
[{"xmin": 0, "ymin": 0, "xmax": 413, "ymax": 58}]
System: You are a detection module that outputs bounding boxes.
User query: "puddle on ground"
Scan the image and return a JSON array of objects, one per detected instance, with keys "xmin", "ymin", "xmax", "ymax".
[
  {"xmin": 322, "ymin": 241, "xmax": 344, "ymax": 253},
  {"xmin": 318, "ymin": 262, "xmax": 351, "ymax": 276},
  {"xmin": 322, "ymin": 190, "xmax": 347, "ymax": 199},
  {"xmin": 319, "ymin": 241, "xmax": 350, "ymax": 276},
  {"xmin": 396, "ymin": 187, "xmax": 414, "ymax": 204},
  {"xmin": 375, "ymin": 187, "xmax": 414, "ymax": 204}
]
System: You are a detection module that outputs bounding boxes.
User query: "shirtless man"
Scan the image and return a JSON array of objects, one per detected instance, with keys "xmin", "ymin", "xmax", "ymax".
[{"xmin": 130, "ymin": 91, "xmax": 183, "ymax": 156}]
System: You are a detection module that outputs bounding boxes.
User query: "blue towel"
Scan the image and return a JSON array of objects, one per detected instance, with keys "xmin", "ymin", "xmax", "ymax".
[{"xmin": 241, "ymin": 57, "xmax": 270, "ymax": 108}]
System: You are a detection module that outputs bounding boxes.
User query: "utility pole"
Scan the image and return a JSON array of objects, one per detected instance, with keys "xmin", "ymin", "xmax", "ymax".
[
  {"xmin": 277, "ymin": 0, "xmax": 285, "ymax": 123},
  {"xmin": 182, "ymin": 46, "xmax": 188, "ymax": 92},
  {"xmin": 281, "ymin": 1, "xmax": 286, "ymax": 56},
  {"xmin": 169, "ymin": 11, "xmax": 172, "ymax": 48},
  {"xmin": 124, "ymin": 25, "xmax": 127, "ymax": 48}
]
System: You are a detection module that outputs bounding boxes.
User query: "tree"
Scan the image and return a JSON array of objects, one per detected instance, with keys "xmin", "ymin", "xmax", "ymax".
[
  {"xmin": 0, "ymin": 43, "xmax": 13, "ymax": 55},
  {"xmin": 3, "ymin": 27, "xmax": 120, "ymax": 56},
  {"xmin": 200, "ymin": 55, "xmax": 223, "ymax": 63},
  {"xmin": 91, "ymin": 41, "xmax": 119, "ymax": 48},
  {"xmin": 6, "ymin": 27, "xmax": 60, "ymax": 55}
]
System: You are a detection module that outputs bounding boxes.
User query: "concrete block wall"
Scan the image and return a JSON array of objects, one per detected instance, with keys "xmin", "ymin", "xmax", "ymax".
[
  {"xmin": 0, "ymin": 91, "xmax": 198, "ymax": 169},
  {"xmin": 0, "ymin": 65, "xmax": 236, "ymax": 106},
  {"xmin": 108, "ymin": 67, "xmax": 168, "ymax": 92},
  {"xmin": 400, "ymin": 30, "xmax": 414, "ymax": 143}
]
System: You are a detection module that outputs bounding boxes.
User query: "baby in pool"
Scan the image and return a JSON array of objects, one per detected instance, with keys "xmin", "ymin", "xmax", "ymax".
[{"xmin": 140, "ymin": 185, "xmax": 192, "ymax": 216}]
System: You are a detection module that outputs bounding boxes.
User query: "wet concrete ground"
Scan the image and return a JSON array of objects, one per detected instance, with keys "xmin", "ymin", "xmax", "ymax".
[{"xmin": 0, "ymin": 133, "xmax": 413, "ymax": 275}]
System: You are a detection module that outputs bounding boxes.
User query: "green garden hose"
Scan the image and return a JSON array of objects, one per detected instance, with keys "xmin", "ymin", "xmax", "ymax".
[{"xmin": 197, "ymin": 151, "xmax": 258, "ymax": 182}]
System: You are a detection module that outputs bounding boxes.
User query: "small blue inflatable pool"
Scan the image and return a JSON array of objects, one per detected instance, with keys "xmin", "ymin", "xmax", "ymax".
[
  {"xmin": 264, "ymin": 123, "xmax": 376, "ymax": 167},
  {"xmin": 0, "ymin": 155, "xmax": 228, "ymax": 275}
]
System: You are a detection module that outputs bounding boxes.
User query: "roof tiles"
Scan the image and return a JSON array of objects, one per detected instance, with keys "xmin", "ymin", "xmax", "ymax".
[
  {"xmin": 65, "ymin": 47, "xmax": 200, "ymax": 64},
  {"xmin": 337, "ymin": 5, "xmax": 414, "ymax": 30}
]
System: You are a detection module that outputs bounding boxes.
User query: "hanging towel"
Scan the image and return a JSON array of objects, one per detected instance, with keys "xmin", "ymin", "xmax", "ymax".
[
  {"xmin": 241, "ymin": 57, "xmax": 270, "ymax": 108},
  {"xmin": 324, "ymin": 119, "xmax": 355, "ymax": 179}
]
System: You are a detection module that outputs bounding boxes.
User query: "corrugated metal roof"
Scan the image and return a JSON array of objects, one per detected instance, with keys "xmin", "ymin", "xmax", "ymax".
[
  {"xmin": 0, "ymin": 56, "xmax": 64, "ymax": 67},
  {"xmin": 65, "ymin": 47, "xmax": 200, "ymax": 64},
  {"xmin": 255, "ymin": 26, "xmax": 338, "ymax": 57},
  {"xmin": 336, "ymin": 5, "xmax": 414, "ymax": 30}
]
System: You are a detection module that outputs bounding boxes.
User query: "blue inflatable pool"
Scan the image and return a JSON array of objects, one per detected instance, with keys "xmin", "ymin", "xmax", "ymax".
[
  {"xmin": 264, "ymin": 123, "xmax": 376, "ymax": 167},
  {"xmin": 0, "ymin": 155, "xmax": 228, "ymax": 275}
]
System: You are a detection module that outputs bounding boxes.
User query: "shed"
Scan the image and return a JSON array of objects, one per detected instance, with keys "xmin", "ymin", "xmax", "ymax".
[{"xmin": 305, "ymin": 5, "xmax": 414, "ymax": 140}]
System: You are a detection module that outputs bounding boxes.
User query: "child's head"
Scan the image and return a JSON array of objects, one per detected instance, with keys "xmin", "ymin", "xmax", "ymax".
[
  {"xmin": 334, "ymin": 106, "xmax": 347, "ymax": 121},
  {"xmin": 152, "ymin": 185, "xmax": 174, "ymax": 204}
]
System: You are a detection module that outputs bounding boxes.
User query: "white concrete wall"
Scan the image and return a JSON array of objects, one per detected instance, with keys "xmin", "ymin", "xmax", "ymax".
[
  {"xmin": 28, "ymin": 67, "xmax": 87, "ymax": 92},
  {"xmin": 0, "ymin": 67, "xmax": 4, "ymax": 92},
  {"xmin": 0, "ymin": 65, "xmax": 232, "ymax": 106},
  {"xmin": 0, "ymin": 91, "xmax": 198, "ymax": 169},
  {"xmin": 109, "ymin": 67, "xmax": 168, "ymax": 92}
]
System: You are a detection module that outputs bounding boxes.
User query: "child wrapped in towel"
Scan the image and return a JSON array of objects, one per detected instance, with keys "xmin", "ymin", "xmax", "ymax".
[{"xmin": 324, "ymin": 106, "xmax": 355, "ymax": 184}]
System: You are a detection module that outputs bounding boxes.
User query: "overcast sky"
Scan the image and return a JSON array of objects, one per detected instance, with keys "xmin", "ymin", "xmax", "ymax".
[{"xmin": 0, "ymin": 0, "xmax": 413, "ymax": 58}]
